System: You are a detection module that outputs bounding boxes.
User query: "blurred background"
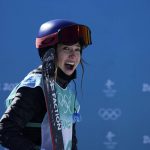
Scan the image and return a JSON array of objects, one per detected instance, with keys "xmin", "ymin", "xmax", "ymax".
[{"xmin": 1, "ymin": 0, "xmax": 150, "ymax": 149}]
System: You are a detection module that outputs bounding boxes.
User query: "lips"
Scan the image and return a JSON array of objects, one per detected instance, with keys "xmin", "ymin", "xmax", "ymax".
[{"xmin": 65, "ymin": 62, "xmax": 75, "ymax": 70}]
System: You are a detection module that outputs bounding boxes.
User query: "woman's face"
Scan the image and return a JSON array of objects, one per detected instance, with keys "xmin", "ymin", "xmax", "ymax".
[{"xmin": 57, "ymin": 43, "xmax": 81, "ymax": 76}]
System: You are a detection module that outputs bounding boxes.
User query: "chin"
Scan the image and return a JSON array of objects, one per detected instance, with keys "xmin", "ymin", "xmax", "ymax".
[
  {"xmin": 60, "ymin": 66, "xmax": 76, "ymax": 76},
  {"xmin": 65, "ymin": 72, "xmax": 74, "ymax": 76}
]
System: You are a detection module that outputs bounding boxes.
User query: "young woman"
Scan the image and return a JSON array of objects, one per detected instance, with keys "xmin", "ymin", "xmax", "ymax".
[{"xmin": 0, "ymin": 19, "xmax": 92, "ymax": 150}]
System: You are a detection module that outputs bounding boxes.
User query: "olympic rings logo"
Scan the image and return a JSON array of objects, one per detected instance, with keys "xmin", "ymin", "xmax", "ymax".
[{"xmin": 98, "ymin": 108, "xmax": 122, "ymax": 120}]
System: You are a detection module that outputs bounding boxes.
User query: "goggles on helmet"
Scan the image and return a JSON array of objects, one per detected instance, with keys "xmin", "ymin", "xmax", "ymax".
[{"xmin": 36, "ymin": 24, "xmax": 92, "ymax": 49}]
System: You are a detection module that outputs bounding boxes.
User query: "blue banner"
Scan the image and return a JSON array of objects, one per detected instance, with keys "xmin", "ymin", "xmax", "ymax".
[{"xmin": 1, "ymin": 0, "xmax": 150, "ymax": 150}]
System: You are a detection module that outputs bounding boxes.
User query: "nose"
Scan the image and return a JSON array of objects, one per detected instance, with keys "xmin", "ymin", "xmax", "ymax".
[{"xmin": 68, "ymin": 49, "xmax": 76, "ymax": 58}]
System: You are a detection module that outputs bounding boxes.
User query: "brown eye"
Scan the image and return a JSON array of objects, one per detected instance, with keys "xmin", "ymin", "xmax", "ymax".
[
  {"xmin": 63, "ymin": 46, "xmax": 70, "ymax": 51},
  {"xmin": 75, "ymin": 48, "xmax": 81, "ymax": 52}
]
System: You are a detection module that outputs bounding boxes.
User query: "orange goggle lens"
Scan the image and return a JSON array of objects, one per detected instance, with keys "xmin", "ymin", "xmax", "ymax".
[{"xmin": 59, "ymin": 24, "xmax": 92, "ymax": 47}]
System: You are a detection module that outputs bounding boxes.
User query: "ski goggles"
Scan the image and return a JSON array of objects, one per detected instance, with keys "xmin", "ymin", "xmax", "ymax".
[{"xmin": 36, "ymin": 24, "xmax": 92, "ymax": 48}]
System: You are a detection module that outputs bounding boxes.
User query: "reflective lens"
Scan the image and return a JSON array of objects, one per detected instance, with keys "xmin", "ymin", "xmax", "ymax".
[{"xmin": 59, "ymin": 25, "xmax": 92, "ymax": 47}]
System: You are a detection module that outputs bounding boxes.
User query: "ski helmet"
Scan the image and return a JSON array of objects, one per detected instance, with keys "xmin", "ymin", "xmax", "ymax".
[{"xmin": 36, "ymin": 19, "xmax": 92, "ymax": 57}]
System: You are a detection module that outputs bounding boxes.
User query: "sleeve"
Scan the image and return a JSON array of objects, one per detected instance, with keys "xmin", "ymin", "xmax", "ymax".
[
  {"xmin": 72, "ymin": 123, "xmax": 78, "ymax": 150},
  {"xmin": 0, "ymin": 86, "xmax": 44, "ymax": 150},
  {"xmin": 71, "ymin": 91, "xmax": 80, "ymax": 150}
]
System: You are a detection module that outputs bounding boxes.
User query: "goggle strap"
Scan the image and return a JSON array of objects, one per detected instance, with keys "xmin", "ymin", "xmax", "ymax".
[{"xmin": 36, "ymin": 32, "xmax": 58, "ymax": 48}]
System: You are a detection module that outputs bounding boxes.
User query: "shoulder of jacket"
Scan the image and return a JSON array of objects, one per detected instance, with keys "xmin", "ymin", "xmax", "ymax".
[
  {"xmin": 21, "ymin": 68, "xmax": 43, "ymax": 88},
  {"xmin": 6, "ymin": 67, "xmax": 43, "ymax": 107}
]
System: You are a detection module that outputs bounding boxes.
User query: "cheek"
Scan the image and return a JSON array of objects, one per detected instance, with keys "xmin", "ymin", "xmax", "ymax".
[
  {"xmin": 76, "ymin": 55, "xmax": 81, "ymax": 66},
  {"xmin": 57, "ymin": 53, "xmax": 65, "ymax": 66}
]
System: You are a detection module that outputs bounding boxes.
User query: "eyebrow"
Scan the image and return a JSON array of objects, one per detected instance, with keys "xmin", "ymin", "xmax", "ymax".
[
  {"xmin": 74, "ymin": 44, "xmax": 81, "ymax": 48},
  {"xmin": 75, "ymin": 45, "xmax": 81, "ymax": 48}
]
